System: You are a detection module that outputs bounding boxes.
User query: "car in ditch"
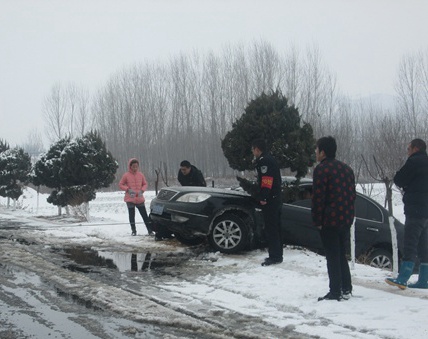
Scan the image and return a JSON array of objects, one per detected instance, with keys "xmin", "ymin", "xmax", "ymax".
[{"xmin": 149, "ymin": 178, "xmax": 404, "ymax": 270}]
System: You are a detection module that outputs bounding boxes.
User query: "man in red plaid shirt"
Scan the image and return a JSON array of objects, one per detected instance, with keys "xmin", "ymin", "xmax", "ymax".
[{"xmin": 312, "ymin": 136, "xmax": 356, "ymax": 301}]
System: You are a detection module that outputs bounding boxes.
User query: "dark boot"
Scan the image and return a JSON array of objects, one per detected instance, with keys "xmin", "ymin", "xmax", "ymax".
[
  {"xmin": 318, "ymin": 292, "xmax": 342, "ymax": 301},
  {"xmin": 385, "ymin": 261, "xmax": 414, "ymax": 290},
  {"xmin": 145, "ymin": 221, "xmax": 154, "ymax": 236},
  {"xmin": 408, "ymin": 263, "xmax": 428, "ymax": 289},
  {"xmin": 131, "ymin": 223, "xmax": 136, "ymax": 236}
]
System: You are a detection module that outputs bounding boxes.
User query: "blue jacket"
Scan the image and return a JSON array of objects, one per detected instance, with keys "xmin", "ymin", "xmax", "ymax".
[{"xmin": 394, "ymin": 150, "xmax": 428, "ymax": 218}]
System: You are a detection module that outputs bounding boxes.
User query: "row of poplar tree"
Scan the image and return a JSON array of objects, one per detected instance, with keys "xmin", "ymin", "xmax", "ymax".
[{"xmin": 2, "ymin": 90, "xmax": 318, "ymax": 215}]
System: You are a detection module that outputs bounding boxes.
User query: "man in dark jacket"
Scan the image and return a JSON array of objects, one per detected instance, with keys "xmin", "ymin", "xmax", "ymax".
[
  {"xmin": 312, "ymin": 136, "xmax": 356, "ymax": 301},
  {"xmin": 178, "ymin": 160, "xmax": 207, "ymax": 187},
  {"xmin": 252, "ymin": 139, "xmax": 283, "ymax": 266},
  {"xmin": 386, "ymin": 138, "xmax": 428, "ymax": 290}
]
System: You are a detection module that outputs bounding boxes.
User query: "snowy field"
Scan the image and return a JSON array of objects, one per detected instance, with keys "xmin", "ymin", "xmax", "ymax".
[{"xmin": 1, "ymin": 184, "xmax": 428, "ymax": 339}]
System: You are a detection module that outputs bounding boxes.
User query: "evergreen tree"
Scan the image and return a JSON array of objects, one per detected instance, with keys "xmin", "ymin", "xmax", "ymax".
[
  {"xmin": 32, "ymin": 137, "xmax": 70, "ymax": 189},
  {"xmin": 58, "ymin": 131, "xmax": 118, "ymax": 206},
  {"xmin": 0, "ymin": 147, "xmax": 32, "ymax": 200},
  {"xmin": 221, "ymin": 90, "xmax": 315, "ymax": 178},
  {"xmin": 32, "ymin": 132, "xmax": 118, "ymax": 207},
  {"xmin": 0, "ymin": 139, "xmax": 10, "ymax": 153}
]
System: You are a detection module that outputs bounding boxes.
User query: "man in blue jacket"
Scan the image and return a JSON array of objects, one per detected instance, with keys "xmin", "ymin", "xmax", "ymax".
[
  {"xmin": 386, "ymin": 138, "xmax": 428, "ymax": 289},
  {"xmin": 312, "ymin": 136, "xmax": 356, "ymax": 301}
]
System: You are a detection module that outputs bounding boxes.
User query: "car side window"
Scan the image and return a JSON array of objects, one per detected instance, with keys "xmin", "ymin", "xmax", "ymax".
[
  {"xmin": 282, "ymin": 184, "xmax": 312, "ymax": 208},
  {"xmin": 355, "ymin": 195, "xmax": 383, "ymax": 222}
]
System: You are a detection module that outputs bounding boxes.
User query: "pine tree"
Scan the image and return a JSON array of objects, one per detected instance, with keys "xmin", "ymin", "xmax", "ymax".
[
  {"xmin": 32, "ymin": 132, "xmax": 118, "ymax": 208},
  {"xmin": 58, "ymin": 131, "xmax": 118, "ymax": 206},
  {"xmin": 221, "ymin": 90, "xmax": 315, "ymax": 178},
  {"xmin": 0, "ymin": 147, "xmax": 32, "ymax": 200},
  {"xmin": 0, "ymin": 139, "xmax": 10, "ymax": 153},
  {"xmin": 32, "ymin": 137, "xmax": 70, "ymax": 189}
]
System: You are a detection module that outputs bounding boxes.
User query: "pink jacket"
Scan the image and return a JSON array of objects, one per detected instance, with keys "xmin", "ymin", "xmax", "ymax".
[{"xmin": 119, "ymin": 158, "xmax": 148, "ymax": 204}]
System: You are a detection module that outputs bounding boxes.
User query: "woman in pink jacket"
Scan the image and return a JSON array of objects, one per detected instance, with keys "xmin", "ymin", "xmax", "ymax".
[{"xmin": 119, "ymin": 158, "xmax": 153, "ymax": 236}]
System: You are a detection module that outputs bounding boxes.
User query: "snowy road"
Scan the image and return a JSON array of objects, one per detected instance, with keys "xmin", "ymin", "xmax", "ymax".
[{"xmin": 0, "ymin": 217, "xmax": 307, "ymax": 339}]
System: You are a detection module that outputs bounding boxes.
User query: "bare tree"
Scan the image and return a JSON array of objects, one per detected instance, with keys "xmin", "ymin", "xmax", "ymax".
[
  {"xmin": 249, "ymin": 39, "xmax": 283, "ymax": 96},
  {"xmin": 43, "ymin": 82, "xmax": 92, "ymax": 144},
  {"xmin": 43, "ymin": 83, "xmax": 68, "ymax": 143},
  {"xmin": 21, "ymin": 129, "xmax": 45, "ymax": 160},
  {"xmin": 363, "ymin": 110, "xmax": 406, "ymax": 215},
  {"xmin": 282, "ymin": 45, "xmax": 302, "ymax": 106},
  {"xmin": 395, "ymin": 53, "xmax": 427, "ymax": 139}
]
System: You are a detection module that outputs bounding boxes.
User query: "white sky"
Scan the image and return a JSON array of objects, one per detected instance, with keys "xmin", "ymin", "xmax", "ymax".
[{"xmin": 1, "ymin": 0, "xmax": 428, "ymax": 146}]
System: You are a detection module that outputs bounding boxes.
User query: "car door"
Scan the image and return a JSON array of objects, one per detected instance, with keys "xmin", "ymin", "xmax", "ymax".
[
  {"xmin": 281, "ymin": 184, "xmax": 323, "ymax": 251},
  {"xmin": 354, "ymin": 194, "xmax": 385, "ymax": 256}
]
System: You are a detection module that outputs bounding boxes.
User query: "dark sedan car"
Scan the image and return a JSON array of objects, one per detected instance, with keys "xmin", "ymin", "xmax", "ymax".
[{"xmin": 150, "ymin": 179, "xmax": 404, "ymax": 269}]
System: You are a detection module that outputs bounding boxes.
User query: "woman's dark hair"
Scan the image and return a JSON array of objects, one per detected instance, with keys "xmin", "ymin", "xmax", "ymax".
[
  {"xmin": 316, "ymin": 136, "xmax": 337, "ymax": 158},
  {"xmin": 130, "ymin": 159, "xmax": 139, "ymax": 166}
]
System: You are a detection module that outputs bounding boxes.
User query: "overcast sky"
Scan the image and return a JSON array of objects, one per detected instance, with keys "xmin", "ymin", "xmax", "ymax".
[{"xmin": 1, "ymin": 0, "xmax": 428, "ymax": 147}]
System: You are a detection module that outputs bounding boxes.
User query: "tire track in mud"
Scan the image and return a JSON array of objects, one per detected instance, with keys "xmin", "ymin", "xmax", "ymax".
[
  {"xmin": 0, "ymin": 239, "xmax": 309, "ymax": 339},
  {"xmin": 1, "ymin": 221, "xmax": 395, "ymax": 339},
  {"xmin": 0, "ymin": 241, "xmax": 226, "ymax": 338}
]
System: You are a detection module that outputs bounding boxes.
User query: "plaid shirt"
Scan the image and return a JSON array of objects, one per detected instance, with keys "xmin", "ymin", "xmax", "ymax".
[{"xmin": 312, "ymin": 158, "xmax": 356, "ymax": 228}]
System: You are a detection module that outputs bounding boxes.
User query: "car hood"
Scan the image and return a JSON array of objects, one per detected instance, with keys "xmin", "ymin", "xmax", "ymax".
[{"xmin": 157, "ymin": 186, "xmax": 252, "ymax": 198}]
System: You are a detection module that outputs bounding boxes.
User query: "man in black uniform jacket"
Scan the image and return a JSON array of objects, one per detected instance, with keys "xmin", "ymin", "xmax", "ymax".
[
  {"xmin": 178, "ymin": 160, "xmax": 207, "ymax": 187},
  {"xmin": 252, "ymin": 139, "xmax": 283, "ymax": 266}
]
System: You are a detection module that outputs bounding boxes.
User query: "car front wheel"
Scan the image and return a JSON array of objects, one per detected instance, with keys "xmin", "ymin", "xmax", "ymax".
[
  {"xmin": 208, "ymin": 214, "xmax": 249, "ymax": 254},
  {"xmin": 364, "ymin": 248, "xmax": 393, "ymax": 270}
]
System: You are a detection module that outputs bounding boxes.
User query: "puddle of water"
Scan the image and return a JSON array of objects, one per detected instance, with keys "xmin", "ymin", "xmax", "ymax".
[{"xmin": 54, "ymin": 246, "xmax": 193, "ymax": 274}]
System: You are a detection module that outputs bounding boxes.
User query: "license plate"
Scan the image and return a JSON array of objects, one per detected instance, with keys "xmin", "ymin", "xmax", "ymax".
[{"xmin": 151, "ymin": 204, "xmax": 164, "ymax": 215}]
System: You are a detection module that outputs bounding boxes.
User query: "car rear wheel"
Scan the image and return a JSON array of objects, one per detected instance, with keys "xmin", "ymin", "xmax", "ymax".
[
  {"xmin": 174, "ymin": 232, "xmax": 205, "ymax": 246},
  {"xmin": 364, "ymin": 248, "xmax": 393, "ymax": 270},
  {"xmin": 208, "ymin": 214, "xmax": 249, "ymax": 254}
]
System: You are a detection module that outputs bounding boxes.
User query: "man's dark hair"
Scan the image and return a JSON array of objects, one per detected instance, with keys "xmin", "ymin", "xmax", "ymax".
[
  {"xmin": 316, "ymin": 136, "xmax": 337, "ymax": 158},
  {"xmin": 180, "ymin": 160, "xmax": 191, "ymax": 168},
  {"xmin": 410, "ymin": 138, "xmax": 427, "ymax": 152},
  {"xmin": 251, "ymin": 138, "xmax": 267, "ymax": 153}
]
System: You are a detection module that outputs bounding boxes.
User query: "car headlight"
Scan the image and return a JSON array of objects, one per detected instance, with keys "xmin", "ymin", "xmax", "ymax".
[{"xmin": 176, "ymin": 193, "xmax": 211, "ymax": 203}]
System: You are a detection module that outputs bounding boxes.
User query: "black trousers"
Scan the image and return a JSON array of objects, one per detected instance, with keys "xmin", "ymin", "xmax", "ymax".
[
  {"xmin": 261, "ymin": 196, "xmax": 283, "ymax": 260},
  {"xmin": 403, "ymin": 217, "xmax": 428, "ymax": 263},
  {"xmin": 127, "ymin": 203, "xmax": 152, "ymax": 232},
  {"xmin": 320, "ymin": 226, "xmax": 352, "ymax": 295}
]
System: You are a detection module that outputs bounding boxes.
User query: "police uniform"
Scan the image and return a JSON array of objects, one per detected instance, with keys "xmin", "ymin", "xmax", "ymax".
[{"xmin": 255, "ymin": 152, "xmax": 283, "ymax": 264}]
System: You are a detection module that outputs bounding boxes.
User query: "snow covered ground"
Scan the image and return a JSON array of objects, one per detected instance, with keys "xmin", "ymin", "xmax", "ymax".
[{"xmin": 1, "ymin": 185, "xmax": 427, "ymax": 339}]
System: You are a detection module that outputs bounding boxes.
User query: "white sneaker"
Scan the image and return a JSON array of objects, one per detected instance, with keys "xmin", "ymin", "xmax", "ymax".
[{"xmin": 342, "ymin": 290, "xmax": 352, "ymax": 300}]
